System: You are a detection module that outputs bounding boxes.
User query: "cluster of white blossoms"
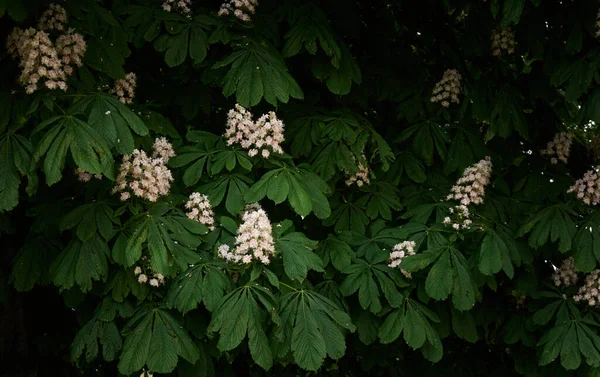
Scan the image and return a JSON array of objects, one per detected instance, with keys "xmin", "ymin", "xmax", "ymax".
[
  {"xmin": 541, "ymin": 132, "xmax": 572, "ymax": 164},
  {"xmin": 6, "ymin": 5, "xmax": 86, "ymax": 94},
  {"xmin": 442, "ymin": 204, "xmax": 472, "ymax": 230},
  {"xmin": 567, "ymin": 167, "xmax": 600, "ymax": 205},
  {"xmin": 430, "ymin": 69, "xmax": 462, "ymax": 108},
  {"xmin": 185, "ymin": 193, "xmax": 216, "ymax": 231},
  {"xmin": 109, "ymin": 72, "xmax": 137, "ymax": 105},
  {"xmin": 552, "ymin": 257, "xmax": 579, "ymax": 287},
  {"xmin": 574, "ymin": 269, "xmax": 600, "ymax": 307},
  {"xmin": 490, "ymin": 28, "xmax": 516, "ymax": 56},
  {"xmin": 344, "ymin": 155, "xmax": 370, "ymax": 187},
  {"xmin": 112, "ymin": 138, "xmax": 175, "ymax": 202},
  {"xmin": 224, "ymin": 104, "xmax": 285, "ymax": 158},
  {"xmin": 162, "ymin": 0, "xmax": 192, "ymax": 18},
  {"xmin": 447, "ymin": 157, "xmax": 493, "ymax": 205},
  {"xmin": 218, "ymin": 203, "xmax": 275, "ymax": 265},
  {"xmin": 218, "ymin": 0, "xmax": 258, "ymax": 22},
  {"xmin": 134, "ymin": 266, "xmax": 165, "ymax": 288},
  {"xmin": 388, "ymin": 241, "xmax": 417, "ymax": 279},
  {"xmin": 444, "ymin": 157, "xmax": 492, "ymax": 230},
  {"xmin": 74, "ymin": 168, "xmax": 102, "ymax": 182},
  {"xmin": 37, "ymin": 3, "xmax": 68, "ymax": 31}
]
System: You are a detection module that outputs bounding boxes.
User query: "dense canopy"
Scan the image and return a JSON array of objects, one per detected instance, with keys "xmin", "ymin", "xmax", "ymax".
[{"xmin": 2, "ymin": 0, "xmax": 600, "ymax": 377}]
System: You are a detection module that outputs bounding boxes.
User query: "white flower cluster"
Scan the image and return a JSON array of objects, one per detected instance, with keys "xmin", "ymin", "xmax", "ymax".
[
  {"xmin": 552, "ymin": 257, "xmax": 578, "ymax": 287},
  {"xmin": 541, "ymin": 132, "xmax": 572, "ymax": 164},
  {"xmin": 388, "ymin": 241, "xmax": 417, "ymax": 279},
  {"xmin": 567, "ymin": 167, "xmax": 600, "ymax": 205},
  {"xmin": 447, "ymin": 157, "xmax": 492, "ymax": 206},
  {"xmin": 224, "ymin": 104, "xmax": 285, "ymax": 158},
  {"xmin": 185, "ymin": 193, "xmax": 216, "ymax": 231},
  {"xmin": 574, "ymin": 269, "xmax": 600, "ymax": 307},
  {"xmin": 37, "ymin": 4, "xmax": 68, "ymax": 31},
  {"xmin": 74, "ymin": 168, "xmax": 102, "ymax": 182},
  {"xmin": 6, "ymin": 28, "xmax": 86, "ymax": 94},
  {"xmin": 112, "ymin": 138, "xmax": 175, "ymax": 202},
  {"xmin": 444, "ymin": 157, "xmax": 492, "ymax": 230},
  {"xmin": 162, "ymin": 0, "xmax": 192, "ymax": 18},
  {"xmin": 140, "ymin": 369, "xmax": 153, "ymax": 377},
  {"xmin": 430, "ymin": 69, "xmax": 461, "ymax": 108},
  {"xmin": 490, "ymin": 28, "xmax": 516, "ymax": 56},
  {"xmin": 442, "ymin": 204, "xmax": 472, "ymax": 230},
  {"xmin": 218, "ymin": 203, "xmax": 275, "ymax": 265},
  {"xmin": 218, "ymin": 0, "xmax": 258, "ymax": 22},
  {"xmin": 109, "ymin": 72, "xmax": 137, "ymax": 105},
  {"xmin": 6, "ymin": 5, "xmax": 86, "ymax": 94},
  {"xmin": 344, "ymin": 155, "xmax": 370, "ymax": 187},
  {"xmin": 134, "ymin": 266, "xmax": 165, "ymax": 287}
]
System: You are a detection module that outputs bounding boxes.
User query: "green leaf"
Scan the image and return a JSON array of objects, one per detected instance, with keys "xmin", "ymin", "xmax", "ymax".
[
  {"xmin": 479, "ymin": 232, "xmax": 505, "ymax": 275},
  {"xmin": 166, "ymin": 266, "xmax": 204, "ymax": 314},
  {"xmin": 450, "ymin": 249, "xmax": 476, "ymax": 311},
  {"xmin": 148, "ymin": 219, "xmax": 169, "ymax": 274},
  {"xmin": 451, "ymin": 308, "xmax": 478, "ymax": 342},
  {"xmin": 147, "ymin": 317, "xmax": 179, "ymax": 373},
  {"xmin": 425, "ymin": 251, "xmax": 452, "ymax": 300},
  {"xmin": 125, "ymin": 219, "xmax": 148, "ymax": 267},
  {"xmin": 276, "ymin": 232, "xmax": 323, "ymax": 282},
  {"xmin": 118, "ymin": 310, "xmax": 154, "ymax": 375},
  {"xmin": 215, "ymin": 39, "xmax": 303, "ymax": 107},
  {"xmin": 501, "ymin": 0, "xmax": 525, "ymax": 26},
  {"xmin": 311, "ymin": 43, "xmax": 361, "ymax": 95},
  {"xmin": 291, "ymin": 296, "xmax": 327, "ymax": 371}
]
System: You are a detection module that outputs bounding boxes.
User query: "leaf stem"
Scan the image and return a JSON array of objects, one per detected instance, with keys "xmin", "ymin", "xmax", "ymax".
[{"xmin": 279, "ymin": 281, "xmax": 298, "ymax": 292}]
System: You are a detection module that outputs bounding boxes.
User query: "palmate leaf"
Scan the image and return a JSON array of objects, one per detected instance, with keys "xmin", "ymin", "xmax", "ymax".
[
  {"xmin": 32, "ymin": 116, "xmax": 114, "ymax": 186},
  {"xmin": 387, "ymin": 152, "xmax": 427, "ymax": 184},
  {"xmin": 166, "ymin": 263, "xmax": 230, "ymax": 313},
  {"xmin": 282, "ymin": 4, "xmax": 341, "ymax": 67},
  {"xmin": 275, "ymin": 290, "xmax": 355, "ymax": 371},
  {"xmin": 308, "ymin": 111, "xmax": 394, "ymax": 178},
  {"xmin": 11, "ymin": 237, "xmax": 57, "ymax": 291},
  {"xmin": 517, "ymin": 204, "xmax": 576, "ymax": 252},
  {"xmin": 396, "ymin": 121, "xmax": 449, "ymax": 166},
  {"xmin": 60, "ymin": 202, "xmax": 118, "ymax": 241},
  {"xmin": 245, "ymin": 165, "xmax": 331, "ymax": 219},
  {"xmin": 401, "ymin": 245, "xmax": 476, "ymax": 311},
  {"xmin": 318, "ymin": 233, "xmax": 354, "ymax": 272},
  {"xmin": 49, "ymin": 235, "xmax": 109, "ymax": 292},
  {"xmin": 86, "ymin": 93, "xmax": 149, "ymax": 154},
  {"xmin": 0, "ymin": 133, "xmax": 34, "ymax": 212},
  {"xmin": 538, "ymin": 318, "xmax": 600, "ymax": 370},
  {"xmin": 72, "ymin": 317, "xmax": 122, "ymax": 364},
  {"xmin": 360, "ymin": 182, "xmax": 403, "ymax": 220},
  {"xmin": 118, "ymin": 306, "xmax": 199, "ymax": 375},
  {"xmin": 487, "ymin": 86, "xmax": 528, "ymax": 141},
  {"xmin": 572, "ymin": 213, "xmax": 600, "ymax": 273},
  {"xmin": 378, "ymin": 299, "xmax": 442, "ymax": 362},
  {"xmin": 214, "ymin": 38, "xmax": 303, "ymax": 107},
  {"xmin": 115, "ymin": 207, "xmax": 208, "ymax": 274},
  {"xmin": 339, "ymin": 250, "xmax": 406, "ymax": 313},
  {"xmin": 479, "ymin": 228, "xmax": 518, "ymax": 278},
  {"xmin": 323, "ymin": 200, "xmax": 369, "ymax": 234},
  {"xmin": 201, "ymin": 173, "xmax": 253, "ymax": 216},
  {"xmin": 207, "ymin": 284, "xmax": 278, "ymax": 370},
  {"xmin": 72, "ymin": 297, "xmax": 133, "ymax": 364},
  {"xmin": 275, "ymin": 230, "xmax": 323, "ymax": 282},
  {"xmin": 311, "ymin": 43, "xmax": 361, "ymax": 95},
  {"xmin": 168, "ymin": 131, "xmax": 220, "ymax": 186},
  {"xmin": 153, "ymin": 15, "xmax": 212, "ymax": 67}
]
